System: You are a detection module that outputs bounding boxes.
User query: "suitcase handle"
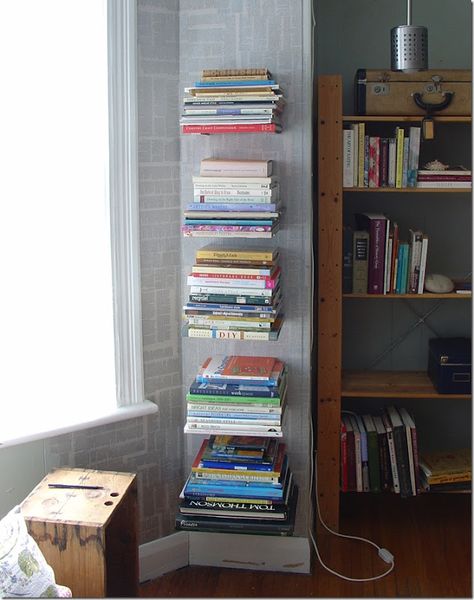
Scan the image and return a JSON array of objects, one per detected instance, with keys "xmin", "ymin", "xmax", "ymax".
[{"xmin": 412, "ymin": 91, "xmax": 455, "ymax": 113}]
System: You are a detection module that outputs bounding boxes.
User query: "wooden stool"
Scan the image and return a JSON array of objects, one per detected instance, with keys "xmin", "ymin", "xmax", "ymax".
[{"xmin": 20, "ymin": 467, "xmax": 138, "ymax": 598}]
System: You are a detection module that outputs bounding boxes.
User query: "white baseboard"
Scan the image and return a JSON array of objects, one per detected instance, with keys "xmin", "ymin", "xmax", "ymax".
[
  {"xmin": 139, "ymin": 531, "xmax": 189, "ymax": 582},
  {"xmin": 189, "ymin": 532, "xmax": 311, "ymax": 573}
]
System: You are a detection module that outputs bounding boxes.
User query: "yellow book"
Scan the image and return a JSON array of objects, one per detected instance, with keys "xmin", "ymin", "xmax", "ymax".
[
  {"xmin": 395, "ymin": 127, "xmax": 405, "ymax": 188},
  {"xmin": 195, "ymin": 246, "xmax": 276, "ymax": 261},
  {"xmin": 421, "ymin": 448, "xmax": 471, "ymax": 478}
]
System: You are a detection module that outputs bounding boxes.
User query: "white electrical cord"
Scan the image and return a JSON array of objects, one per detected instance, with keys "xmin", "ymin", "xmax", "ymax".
[{"xmin": 308, "ymin": 417, "xmax": 395, "ymax": 582}]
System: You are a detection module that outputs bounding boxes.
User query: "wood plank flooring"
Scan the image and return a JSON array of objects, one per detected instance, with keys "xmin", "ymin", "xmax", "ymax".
[{"xmin": 140, "ymin": 493, "xmax": 471, "ymax": 597}]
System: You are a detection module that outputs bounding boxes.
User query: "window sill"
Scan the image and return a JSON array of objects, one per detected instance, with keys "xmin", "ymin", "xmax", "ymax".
[{"xmin": 0, "ymin": 401, "xmax": 158, "ymax": 449}]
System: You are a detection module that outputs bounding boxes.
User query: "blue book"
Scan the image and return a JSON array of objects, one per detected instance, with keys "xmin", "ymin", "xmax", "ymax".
[
  {"xmin": 185, "ymin": 302, "xmax": 276, "ymax": 313},
  {"xmin": 194, "ymin": 80, "xmax": 276, "ymax": 87},
  {"xmin": 185, "ymin": 483, "xmax": 284, "ymax": 499},
  {"xmin": 188, "ymin": 381, "xmax": 283, "ymax": 398}
]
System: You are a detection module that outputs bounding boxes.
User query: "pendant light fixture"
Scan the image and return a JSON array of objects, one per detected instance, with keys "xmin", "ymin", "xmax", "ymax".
[{"xmin": 391, "ymin": 0, "xmax": 428, "ymax": 71}]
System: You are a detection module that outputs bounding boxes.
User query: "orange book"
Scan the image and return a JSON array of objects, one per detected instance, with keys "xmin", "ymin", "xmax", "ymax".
[{"xmin": 198, "ymin": 355, "xmax": 282, "ymax": 384}]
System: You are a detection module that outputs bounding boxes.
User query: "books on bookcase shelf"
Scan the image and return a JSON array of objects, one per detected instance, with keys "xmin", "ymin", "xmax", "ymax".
[
  {"xmin": 182, "ymin": 158, "xmax": 281, "ymax": 239},
  {"xmin": 183, "ymin": 245, "xmax": 283, "ymax": 340},
  {"xmin": 343, "ymin": 123, "xmax": 421, "ymax": 189},
  {"xmin": 340, "ymin": 406, "xmax": 423, "ymax": 497},
  {"xmin": 344, "ymin": 212, "xmax": 429, "ymax": 295},
  {"xmin": 181, "ymin": 68, "xmax": 285, "ymax": 134}
]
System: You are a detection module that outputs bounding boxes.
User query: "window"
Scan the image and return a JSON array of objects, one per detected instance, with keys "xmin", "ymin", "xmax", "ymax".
[{"xmin": 0, "ymin": 0, "xmax": 156, "ymax": 447}]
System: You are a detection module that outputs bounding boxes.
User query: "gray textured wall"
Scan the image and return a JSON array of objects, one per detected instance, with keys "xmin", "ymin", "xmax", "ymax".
[{"xmin": 178, "ymin": 0, "xmax": 313, "ymax": 537}]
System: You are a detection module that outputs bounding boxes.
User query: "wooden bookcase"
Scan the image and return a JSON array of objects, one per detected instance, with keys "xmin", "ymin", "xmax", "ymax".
[{"xmin": 316, "ymin": 74, "xmax": 472, "ymax": 530}]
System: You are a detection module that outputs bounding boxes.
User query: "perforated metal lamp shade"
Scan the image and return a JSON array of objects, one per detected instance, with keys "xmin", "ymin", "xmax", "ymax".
[{"xmin": 390, "ymin": 0, "xmax": 428, "ymax": 71}]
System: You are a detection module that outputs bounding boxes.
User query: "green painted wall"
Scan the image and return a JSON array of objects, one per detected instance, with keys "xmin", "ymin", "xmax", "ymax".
[{"xmin": 315, "ymin": 0, "xmax": 472, "ymax": 112}]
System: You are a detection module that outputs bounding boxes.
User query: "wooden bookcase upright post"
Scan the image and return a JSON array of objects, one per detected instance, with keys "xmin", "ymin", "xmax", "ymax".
[{"xmin": 317, "ymin": 75, "xmax": 343, "ymax": 531}]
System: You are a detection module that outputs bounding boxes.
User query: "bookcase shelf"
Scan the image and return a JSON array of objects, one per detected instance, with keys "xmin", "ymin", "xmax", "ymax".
[
  {"xmin": 317, "ymin": 74, "xmax": 472, "ymax": 530},
  {"xmin": 342, "ymin": 370, "xmax": 472, "ymax": 399},
  {"xmin": 343, "ymin": 187, "xmax": 471, "ymax": 193},
  {"xmin": 343, "ymin": 293, "xmax": 471, "ymax": 299}
]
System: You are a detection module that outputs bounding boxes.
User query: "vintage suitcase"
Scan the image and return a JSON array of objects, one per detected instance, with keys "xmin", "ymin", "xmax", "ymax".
[
  {"xmin": 355, "ymin": 69, "xmax": 471, "ymax": 116},
  {"xmin": 427, "ymin": 337, "xmax": 471, "ymax": 394}
]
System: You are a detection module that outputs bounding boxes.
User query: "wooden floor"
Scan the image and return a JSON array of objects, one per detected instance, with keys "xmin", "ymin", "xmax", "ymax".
[{"xmin": 140, "ymin": 493, "xmax": 471, "ymax": 598}]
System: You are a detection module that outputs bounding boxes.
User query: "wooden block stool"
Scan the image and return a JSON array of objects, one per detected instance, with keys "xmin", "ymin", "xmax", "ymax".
[{"xmin": 20, "ymin": 467, "xmax": 138, "ymax": 598}]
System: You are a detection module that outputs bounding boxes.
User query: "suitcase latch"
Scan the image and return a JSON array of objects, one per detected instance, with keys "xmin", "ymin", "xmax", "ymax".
[{"xmin": 425, "ymin": 75, "xmax": 443, "ymax": 94}]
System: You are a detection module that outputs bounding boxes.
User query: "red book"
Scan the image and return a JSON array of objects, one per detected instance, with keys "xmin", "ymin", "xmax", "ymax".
[
  {"xmin": 182, "ymin": 123, "xmax": 281, "ymax": 134},
  {"xmin": 198, "ymin": 355, "xmax": 282, "ymax": 383},
  {"xmin": 354, "ymin": 213, "xmax": 387, "ymax": 294}
]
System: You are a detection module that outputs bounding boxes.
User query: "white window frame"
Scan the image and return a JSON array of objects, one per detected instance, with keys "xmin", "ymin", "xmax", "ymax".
[{"xmin": 0, "ymin": 0, "xmax": 156, "ymax": 449}]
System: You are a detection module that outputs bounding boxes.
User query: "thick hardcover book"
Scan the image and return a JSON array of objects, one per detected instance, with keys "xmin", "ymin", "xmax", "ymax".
[
  {"xmin": 398, "ymin": 407, "xmax": 420, "ymax": 494},
  {"xmin": 187, "ymin": 381, "xmax": 283, "ymax": 400},
  {"xmin": 343, "ymin": 226, "xmax": 353, "ymax": 294},
  {"xmin": 386, "ymin": 406, "xmax": 412, "ymax": 497},
  {"xmin": 343, "ymin": 129, "xmax": 355, "ymax": 187},
  {"xmin": 187, "ymin": 269, "xmax": 280, "ymax": 288},
  {"xmin": 349, "ymin": 416, "xmax": 363, "ymax": 492},
  {"xmin": 381, "ymin": 412, "xmax": 400, "ymax": 493},
  {"xmin": 354, "ymin": 213, "xmax": 387, "ymax": 294},
  {"xmin": 178, "ymin": 498, "xmax": 288, "ymax": 519},
  {"xmin": 342, "ymin": 416, "xmax": 356, "ymax": 491},
  {"xmin": 200, "ymin": 158, "xmax": 273, "ymax": 177},
  {"xmin": 195, "ymin": 246, "xmax": 277, "ymax": 261},
  {"xmin": 373, "ymin": 415, "xmax": 392, "ymax": 491},
  {"xmin": 182, "ymin": 123, "xmax": 282, "ymax": 134},
  {"xmin": 176, "ymin": 485, "xmax": 298, "ymax": 536},
  {"xmin": 362, "ymin": 414, "xmax": 381, "ymax": 493},
  {"xmin": 187, "ymin": 203, "xmax": 279, "ymax": 211},
  {"xmin": 340, "ymin": 420, "xmax": 349, "ymax": 492},
  {"xmin": 352, "ymin": 230, "xmax": 369, "ymax": 294},
  {"xmin": 198, "ymin": 355, "xmax": 279, "ymax": 384},
  {"xmin": 355, "ymin": 415, "xmax": 370, "ymax": 492}
]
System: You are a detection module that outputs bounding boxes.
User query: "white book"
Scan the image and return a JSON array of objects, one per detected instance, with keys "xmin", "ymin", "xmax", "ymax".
[
  {"xmin": 186, "ymin": 416, "xmax": 281, "ymax": 426},
  {"xmin": 417, "ymin": 235, "xmax": 429, "ymax": 294},
  {"xmin": 193, "ymin": 187, "xmax": 278, "ymax": 197},
  {"xmin": 343, "ymin": 129, "xmax": 354, "ymax": 188},
  {"xmin": 187, "ymin": 403, "xmax": 284, "ymax": 414},
  {"xmin": 187, "ymin": 276, "xmax": 277, "ymax": 289},
  {"xmin": 388, "ymin": 138, "xmax": 397, "ymax": 187},
  {"xmin": 186, "ymin": 318, "xmax": 272, "ymax": 329},
  {"xmin": 184, "ymin": 424, "xmax": 283, "ymax": 437},
  {"xmin": 192, "ymin": 175, "xmax": 276, "ymax": 185},
  {"xmin": 416, "ymin": 181, "xmax": 472, "ymax": 188},
  {"xmin": 408, "ymin": 229, "xmax": 423, "ymax": 293},
  {"xmin": 182, "ymin": 230, "xmax": 277, "ymax": 239},
  {"xmin": 189, "ymin": 285, "xmax": 274, "ymax": 296}
]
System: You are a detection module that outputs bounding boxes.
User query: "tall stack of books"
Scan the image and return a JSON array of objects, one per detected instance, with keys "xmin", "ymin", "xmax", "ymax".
[
  {"xmin": 180, "ymin": 68, "xmax": 284, "ymax": 134},
  {"xmin": 184, "ymin": 355, "xmax": 287, "ymax": 436},
  {"xmin": 182, "ymin": 158, "xmax": 281, "ymax": 239},
  {"xmin": 341, "ymin": 406, "xmax": 421, "ymax": 498},
  {"xmin": 416, "ymin": 167, "xmax": 472, "ymax": 188},
  {"xmin": 183, "ymin": 246, "xmax": 283, "ymax": 341},
  {"xmin": 176, "ymin": 434, "xmax": 297, "ymax": 536},
  {"xmin": 347, "ymin": 212, "xmax": 429, "ymax": 295}
]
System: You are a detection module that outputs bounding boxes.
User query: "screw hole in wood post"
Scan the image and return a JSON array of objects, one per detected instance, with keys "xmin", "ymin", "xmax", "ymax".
[
  {"xmin": 110, "ymin": 492, "xmax": 119, "ymax": 497},
  {"xmin": 104, "ymin": 501, "xmax": 114, "ymax": 506}
]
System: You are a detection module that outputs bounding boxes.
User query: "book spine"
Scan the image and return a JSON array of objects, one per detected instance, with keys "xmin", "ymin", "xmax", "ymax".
[
  {"xmin": 378, "ymin": 432, "xmax": 392, "ymax": 491},
  {"xmin": 201, "ymin": 68, "xmax": 270, "ymax": 77},
  {"xmin": 183, "ymin": 225, "xmax": 274, "ymax": 234},
  {"xmin": 187, "ymin": 403, "xmax": 282, "ymax": 414},
  {"xmin": 346, "ymin": 431, "xmax": 356, "ymax": 491},
  {"xmin": 183, "ymin": 326, "xmax": 280, "ymax": 341},
  {"xmin": 193, "ymin": 188, "xmax": 277, "ymax": 197},
  {"xmin": 368, "ymin": 136, "xmax": 378, "ymax": 188},
  {"xmin": 351, "ymin": 124, "xmax": 359, "ymax": 187},
  {"xmin": 408, "ymin": 230, "xmax": 423, "ymax": 293},
  {"xmin": 185, "ymin": 300, "xmax": 276, "ymax": 311},
  {"xmin": 392, "ymin": 425, "xmax": 412, "ymax": 497},
  {"xmin": 404, "ymin": 423, "xmax": 417, "ymax": 496},
  {"xmin": 407, "ymin": 126, "xmax": 421, "ymax": 187},
  {"xmin": 195, "ymin": 80, "xmax": 276, "ymax": 87},
  {"xmin": 416, "ymin": 181, "xmax": 471, "ymax": 188},
  {"xmin": 342, "ymin": 226, "xmax": 353, "ymax": 294},
  {"xmin": 417, "ymin": 175, "xmax": 471, "ymax": 181},
  {"xmin": 352, "ymin": 231, "xmax": 369, "ymax": 293},
  {"xmin": 417, "ymin": 236, "xmax": 429, "ymax": 294},
  {"xmin": 395, "ymin": 127, "xmax": 404, "ymax": 188},
  {"xmin": 195, "ymin": 250, "xmax": 275, "ymax": 261},
  {"xmin": 187, "ymin": 391, "xmax": 281, "ymax": 401},
  {"xmin": 192, "ymin": 177, "xmax": 275, "ymax": 187},
  {"xmin": 184, "ymin": 424, "xmax": 283, "ymax": 437},
  {"xmin": 187, "ymin": 275, "xmax": 278, "ymax": 289},
  {"xmin": 367, "ymin": 431, "xmax": 381, "ymax": 492},
  {"xmin": 357, "ymin": 123, "xmax": 365, "ymax": 187},
  {"xmin": 190, "ymin": 285, "xmax": 274, "ymax": 296},
  {"xmin": 343, "ymin": 129, "xmax": 354, "ymax": 188},
  {"xmin": 190, "ymin": 270, "xmax": 276, "ymax": 280},
  {"xmin": 401, "ymin": 137, "xmax": 409, "ymax": 188},
  {"xmin": 367, "ymin": 218, "xmax": 386, "ymax": 294},
  {"xmin": 340, "ymin": 420, "xmax": 348, "ymax": 492},
  {"xmin": 189, "ymin": 294, "xmax": 273, "ymax": 305},
  {"xmin": 388, "ymin": 137, "xmax": 397, "ymax": 187},
  {"xmin": 182, "ymin": 123, "xmax": 280, "ymax": 134},
  {"xmin": 382, "ymin": 415, "xmax": 400, "ymax": 493},
  {"xmin": 380, "ymin": 137, "xmax": 389, "ymax": 187},
  {"xmin": 187, "ymin": 203, "xmax": 278, "ymax": 211}
]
